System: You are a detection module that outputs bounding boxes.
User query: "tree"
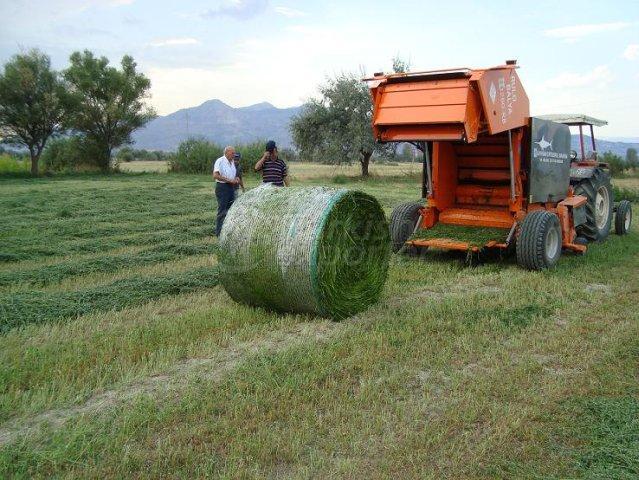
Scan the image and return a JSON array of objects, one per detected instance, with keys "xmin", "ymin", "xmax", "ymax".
[
  {"xmin": 291, "ymin": 72, "xmax": 390, "ymax": 177},
  {"xmin": 0, "ymin": 50, "xmax": 66, "ymax": 175},
  {"xmin": 626, "ymin": 148, "xmax": 638, "ymax": 169},
  {"xmin": 601, "ymin": 152, "xmax": 626, "ymax": 176},
  {"xmin": 64, "ymin": 51, "xmax": 156, "ymax": 171},
  {"xmin": 392, "ymin": 55, "xmax": 410, "ymax": 74}
]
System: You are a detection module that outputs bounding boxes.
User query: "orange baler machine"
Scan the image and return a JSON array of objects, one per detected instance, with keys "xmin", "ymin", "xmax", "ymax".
[{"xmin": 366, "ymin": 62, "xmax": 588, "ymax": 257}]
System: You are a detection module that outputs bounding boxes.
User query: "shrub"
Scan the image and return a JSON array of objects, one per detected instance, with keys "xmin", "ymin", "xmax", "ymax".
[
  {"xmin": 0, "ymin": 154, "xmax": 30, "ymax": 177},
  {"xmin": 169, "ymin": 138, "xmax": 223, "ymax": 174},
  {"xmin": 41, "ymin": 136, "xmax": 103, "ymax": 173},
  {"xmin": 601, "ymin": 152, "xmax": 627, "ymax": 177}
]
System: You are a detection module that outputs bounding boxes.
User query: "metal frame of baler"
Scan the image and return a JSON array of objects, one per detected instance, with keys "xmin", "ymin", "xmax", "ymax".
[
  {"xmin": 366, "ymin": 62, "xmax": 592, "ymax": 255},
  {"xmin": 395, "ymin": 132, "xmax": 588, "ymax": 254}
]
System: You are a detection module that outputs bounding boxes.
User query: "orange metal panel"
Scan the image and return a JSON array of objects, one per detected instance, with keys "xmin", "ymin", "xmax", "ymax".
[
  {"xmin": 379, "ymin": 87, "xmax": 469, "ymax": 108},
  {"xmin": 475, "ymin": 68, "xmax": 530, "ymax": 134},
  {"xmin": 558, "ymin": 195, "xmax": 587, "ymax": 207},
  {"xmin": 457, "ymin": 156, "xmax": 509, "ymax": 169},
  {"xmin": 454, "ymin": 144, "xmax": 510, "ymax": 156},
  {"xmin": 382, "ymin": 78, "xmax": 471, "ymax": 92},
  {"xmin": 456, "ymin": 184, "xmax": 511, "ymax": 198},
  {"xmin": 458, "ymin": 169, "xmax": 511, "ymax": 182},
  {"xmin": 378, "ymin": 125, "xmax": 464, "ymax": 141},
  {"xmin": 439, "ymin": 207, "xmax": 514, "ymax": 228},
  {"xmin": 376, "ymin": 104, "xmax": 467, "ymax": 125}
]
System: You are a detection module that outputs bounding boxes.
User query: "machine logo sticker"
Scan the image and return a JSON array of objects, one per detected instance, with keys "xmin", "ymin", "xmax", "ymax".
[
  {"xmin": 533, "ymin": 132, "xmax": 567, "ymax": 165},
  {"xmin": 489, "ymin": 82, "xmax": 497, "ymax": 104},
  {"xmin": 535, "ymin": 136, "xmax": 552, "ymax": 150}
]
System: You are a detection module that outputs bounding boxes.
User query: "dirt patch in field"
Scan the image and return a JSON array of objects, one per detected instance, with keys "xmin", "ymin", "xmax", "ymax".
[{"xmin": 0, "ymin": 320, "xmax": 341, "ymax": 447}]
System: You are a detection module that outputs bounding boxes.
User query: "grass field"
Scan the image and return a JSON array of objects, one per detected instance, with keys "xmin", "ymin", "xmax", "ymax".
[
  {"xmin": 1, "ymin": 168, "xmax": 638, "ymax": 478},
  {"xmin": 119, "ymin": 159, "xmax": 423, "ymax": 179}
]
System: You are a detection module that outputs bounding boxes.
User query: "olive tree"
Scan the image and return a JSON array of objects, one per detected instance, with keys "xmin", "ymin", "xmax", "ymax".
[
  {"xmin": 291, "ymin": 72, "xmax": 387, "ymax": 177},
  {"xmin": 0, "ymin": 50, "xmax": 67, "ymax": 175},
  {"xmin": 64, "ymin": 51, "xmax": 155, "ymax": 171}
]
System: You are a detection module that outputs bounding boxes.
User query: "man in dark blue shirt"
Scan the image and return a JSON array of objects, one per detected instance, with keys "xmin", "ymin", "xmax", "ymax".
[{"xmin": 254, "ymin": 140, "xmax": 289, "ymax": 187}]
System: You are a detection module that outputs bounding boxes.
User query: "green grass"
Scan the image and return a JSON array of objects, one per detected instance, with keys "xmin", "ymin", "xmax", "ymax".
[
  {"xmin": 0, "ymin": 167, "xmax": 637, "ymax": 478},
  {"xmin": 412, "ymin": 223, "xmax": 511, "ymax": 247},
  {"xmin": 0, "ymin": 266, "xmax": 219, "ymax": 332},
  {"xmin": 0, "ymin": 242, "xmax": 216, "ymax": 288}
]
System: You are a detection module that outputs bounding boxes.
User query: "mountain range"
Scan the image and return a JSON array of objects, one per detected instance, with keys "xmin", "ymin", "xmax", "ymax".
[
  {"xmin": 132, "ymin": 100, "xmax": 302, "ymax": 151},
  {"xmin": 132, "ymin": 99, "xmax": 638, "ymax": 158},
  {"xmin": 570, "ymin": 135, "xmax": 638, "ymax": 158}
]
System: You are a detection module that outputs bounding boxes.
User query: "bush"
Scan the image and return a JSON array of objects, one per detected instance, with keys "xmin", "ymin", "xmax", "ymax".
[
  {"xmin": 116, "ymin": 147, "xmax": 169, "ymax": 162},
  {"xmin": 601, "ymin": 152, "xmax": 627, "ymax": 177},
  {"xmin": 41, "ymin": 136, "xmax": 103, "ymax": 173},
  {"xmin": 234, "ymin": 140, "xmax": 266, "ymax": 175},
  {"xmin": 170, "ymin": 138, "xmax": 285, "ymax": 175},
  {"xmin": 613, "ymin": 186, "xmax": 639, "ymax": 203},
  {"xmin": 0, "ymin": 154, "xmax": 30, "ymax": 177},
  {"xmin": 168, "ymin": 138, "xmax": 223, "ymax": 174}
]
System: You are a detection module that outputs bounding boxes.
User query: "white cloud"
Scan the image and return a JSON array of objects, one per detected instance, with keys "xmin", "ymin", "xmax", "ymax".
[
  {"xmin": 108, "ymin": 0, "xmax": 135, "ymax": 5},
  {"xmin": 542, "ymin": 65, "xmax": 613, "ymax": 89},
  {"xmin": 148, "ymin": 37, "xmax": 200, "ymax": 47},
  {"xmin": 543, "ymin": 22, "xmax": 630, "ymax": 42},
  {"xmin": 201, "ymin": 0, "xmax": 268, "ymax": 20},
  {"xmin": 145, "ymin": 24, "xmax": 385, "ymax": 115},
  {"xmin": 274, "ymin": 6, "xmax": 306, "ymax": 17},
  {"xmin": 623, "ymin": 44, "xmax": 639, "ymax": 60}
]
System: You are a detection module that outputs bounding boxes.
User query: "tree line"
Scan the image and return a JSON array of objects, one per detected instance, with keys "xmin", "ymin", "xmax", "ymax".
[{"xmin": 0, "ymin": 49, "xmax": 155, "ymax": 175}]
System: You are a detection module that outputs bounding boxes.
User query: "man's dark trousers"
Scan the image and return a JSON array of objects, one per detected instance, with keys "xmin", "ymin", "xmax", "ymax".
[{"xmin": 215, "ymin": 182, "xmax": 235, "ymax": 236}]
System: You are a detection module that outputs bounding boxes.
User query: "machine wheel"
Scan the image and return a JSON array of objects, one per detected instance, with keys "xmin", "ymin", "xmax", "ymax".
[
  {"xmin": 390, "ymin": 202, "xmax": 422, "ymax": 253},
  {"xmin": 615, "ymin": 200, "xmax": 632, "ymax": 235},
  {"xmin": 516, "ymin": 211, "xmax": 562, "ymax": 270},
  {"xmin": 573, "ymin": 168, "xmax": 613, "ymax": 242}
]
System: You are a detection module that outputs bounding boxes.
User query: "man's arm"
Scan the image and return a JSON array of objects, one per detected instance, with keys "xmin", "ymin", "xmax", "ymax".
[
  {"xmin": 283, "ymin": 175, "xmax": 290, "ymax": 187},
  {"xmin": 254, "ymin": 152, "xmax": 269, "ymax": 172},
  {"xmin": 213, "ymin": 171, "xmax": 238, "ymax": 184}
]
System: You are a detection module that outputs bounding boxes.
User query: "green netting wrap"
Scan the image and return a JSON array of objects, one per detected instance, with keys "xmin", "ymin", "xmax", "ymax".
[{"xmin": 218, "ymin": 184, "xmax": 390, "ymax": 319}]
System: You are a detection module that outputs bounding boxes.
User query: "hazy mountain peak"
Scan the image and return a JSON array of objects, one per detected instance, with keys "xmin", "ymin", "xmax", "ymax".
[
  {"xmin": 241, "ymin": 101, "xmax": 276, "ymax": 111},
  {"xmin": 132, "ymin": 99, "xmax": 302, "ymax": 151}
]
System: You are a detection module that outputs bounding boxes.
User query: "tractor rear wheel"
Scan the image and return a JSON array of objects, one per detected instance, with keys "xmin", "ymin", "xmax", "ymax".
[
  {"xmin": 615, "ymin": 200, "xmax": 632, "ymax": 235},
  {"xmin": 573, "ymin": 168, "xmax": 613, "ymax": 242},
  {"xmin": 516, "ymin": 211, "xmax": 562, "ymax": 270},
  {"xmin": 390, "ymin": 202, "xmax": 422, "ymax": 253}
]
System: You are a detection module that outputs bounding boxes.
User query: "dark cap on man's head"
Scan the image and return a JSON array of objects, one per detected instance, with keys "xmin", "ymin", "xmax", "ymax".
[
  {"xmin": 265, "ymin": 140, "xmax": 277, "ymax": 153},
  {"xmin": 233, "ymin": 152, "xmax": 241, "ymax": 159}
]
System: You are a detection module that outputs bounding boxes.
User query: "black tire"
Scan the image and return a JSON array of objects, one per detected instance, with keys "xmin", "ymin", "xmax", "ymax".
[
  {"xmin": 573, "ymin": 168, "xmax": 613, "ymax": 242},
  {"xmin": 615, "ymin": 200, "xmax": 632, "ymax": 235},
  {"xmin": 390, "ymin": 202, "xmax": 422, "ymax": 253},
  {"xmin": 516, "ymin": 211, "xmax": 562, "ymax": 270}
]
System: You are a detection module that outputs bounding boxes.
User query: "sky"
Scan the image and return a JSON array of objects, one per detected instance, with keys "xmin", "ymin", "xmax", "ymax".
[{"xmin": 1, "ymin": 0, "xmax": 638, "ymax": 137}]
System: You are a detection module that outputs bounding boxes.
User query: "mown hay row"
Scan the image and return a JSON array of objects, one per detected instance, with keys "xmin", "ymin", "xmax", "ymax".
[{"xmin": 0, "ymin": 267, "xmax": 219, "ymax": 332}]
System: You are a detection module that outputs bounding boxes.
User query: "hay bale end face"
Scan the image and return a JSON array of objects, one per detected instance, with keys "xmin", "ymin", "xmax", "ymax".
[{"xmin": 218, "ymin": 185, "xmax": 390, "ymax": 319}]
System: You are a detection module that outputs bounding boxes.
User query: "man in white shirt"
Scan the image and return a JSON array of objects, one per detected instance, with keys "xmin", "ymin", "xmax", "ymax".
[{"xmin": 212, "ymin": 146, "xmax": 240, "ymax": 236}]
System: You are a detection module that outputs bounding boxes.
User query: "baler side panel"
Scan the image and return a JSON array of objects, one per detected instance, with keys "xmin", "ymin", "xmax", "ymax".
[{"xmin": 475, "ymin": 69, "xmax": 530, "ymax": 135}]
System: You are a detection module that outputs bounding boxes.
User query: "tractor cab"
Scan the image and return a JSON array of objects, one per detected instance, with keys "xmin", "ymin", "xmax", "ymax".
[{"xmin": 537, "ymin": 113, "xmax": 608, "ymax": 166}]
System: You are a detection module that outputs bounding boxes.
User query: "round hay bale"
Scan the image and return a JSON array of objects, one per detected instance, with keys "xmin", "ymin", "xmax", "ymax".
[{"xmin": 218, "ymin": 185, "xmax": 390, "ymax": 319}]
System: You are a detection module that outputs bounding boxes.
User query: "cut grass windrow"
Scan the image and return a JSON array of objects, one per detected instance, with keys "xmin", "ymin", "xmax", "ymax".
[
  {"xmin": 0, "ymin": 225, "xmax": 214, "ymax": 263},
  {"xmin": 0, "ymin": 266, "xmax": 219, "ymax": 333},
  {"xmin": 0, "ymin": 242, "xmax": 217, "ymax": 287}
]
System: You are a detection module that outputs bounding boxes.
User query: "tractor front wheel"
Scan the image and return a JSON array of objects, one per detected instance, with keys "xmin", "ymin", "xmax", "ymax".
[
  {"xmin": 573, "ymin": 169, "xmax": 613, "ymax": 242},
  {"xmin": 516, "ymin": 211, "xmax": 562, "ymax": 270},
  {"xmin": 390, "ymin": 202, "xmax": 422, "ymax": 253},
  {"xmin": 615, "ymin": 200, "xmax": 632, "ymax": 235}
]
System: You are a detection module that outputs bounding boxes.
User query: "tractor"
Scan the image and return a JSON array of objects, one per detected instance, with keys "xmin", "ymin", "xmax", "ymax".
[{"xmin": 365, "ymin": 61, "xmax": 633, "ymax": 270}]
